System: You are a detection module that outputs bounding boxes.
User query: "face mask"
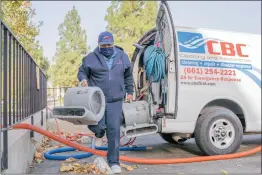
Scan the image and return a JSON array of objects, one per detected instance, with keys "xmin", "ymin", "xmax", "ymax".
[{"xmin": 99, "ymin": 47, "xmax": 114, "ymax": 58}]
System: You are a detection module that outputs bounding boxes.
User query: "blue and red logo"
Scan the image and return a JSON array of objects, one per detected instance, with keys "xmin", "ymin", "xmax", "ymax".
[
  {"xmin": 177, "ymin": 31, "xmax": 249, "ymax": 58},
  {"xmin": 177, "ymin": 31, "xmax": 261, "ymax": 88},
  {"xmin": 103, "ymin": 36, "xmax": 111, "ymax": 40}
]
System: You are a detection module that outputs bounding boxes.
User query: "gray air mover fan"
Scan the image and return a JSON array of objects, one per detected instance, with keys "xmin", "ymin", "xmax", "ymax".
[{"xmin": 52, "ymin": 86, "xmax": 106, "ymax": 125}]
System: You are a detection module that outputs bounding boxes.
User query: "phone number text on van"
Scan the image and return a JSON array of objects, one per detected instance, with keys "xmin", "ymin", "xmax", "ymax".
[{"xmin": 183, "ymin": 67, "xmax": 237, "ymax": 76}]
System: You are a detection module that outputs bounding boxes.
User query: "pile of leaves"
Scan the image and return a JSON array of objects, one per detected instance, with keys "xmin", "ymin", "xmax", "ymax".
[
  {"xmin": 33, "ymin": 131, "xmax": 139, "ymax": 174},
  {"xmin": 33, "ymin": 135, "xmax": 64, "ymax": 163},
  {"xmin": 60, "ymin": 158, "xmax": 104, "ymax": 174},
  {"xmin": 59, "ymin": 158, "xmax": 138, "ymax": 174},
  {"xmin": 33, "ymin": 129, "xmax": 93, "ymax": 164},
  {"xmin": 56, "ymin": 131, "xmax": 83, "ymax": 141}
]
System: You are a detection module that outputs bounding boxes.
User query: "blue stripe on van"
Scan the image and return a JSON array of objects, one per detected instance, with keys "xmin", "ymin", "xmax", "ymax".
[
  {"xmin": 252, "ymin": 66, "xmax": 261, "ymax": 75},
  {"xmin": 238, "ymin": 69, "xmax": 261, "ymax": 88}
]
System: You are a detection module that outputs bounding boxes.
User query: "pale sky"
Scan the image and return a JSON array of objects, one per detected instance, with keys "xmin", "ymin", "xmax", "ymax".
[{"xmin": 31, "ymin": 1, "xmax": 261, "ymax": 62}]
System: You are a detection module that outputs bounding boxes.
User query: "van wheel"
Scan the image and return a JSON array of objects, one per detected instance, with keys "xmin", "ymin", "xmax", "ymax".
[
  {"xmin": 195, "ymin": 107, "xmax": 243, "ymax": 155},
  {"xmin": 159, "ymin": 133, "xmax": 186, "ymax": 144}
]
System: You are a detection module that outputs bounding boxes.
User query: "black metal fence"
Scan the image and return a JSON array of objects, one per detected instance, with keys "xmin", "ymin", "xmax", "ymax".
[
  {"xmin": 0, "ymin": 21, "xmax": 47, "ymax": 170},
  {"xmin": 47, "ymin": 87, "xmax": 71, "ymax": 108}
]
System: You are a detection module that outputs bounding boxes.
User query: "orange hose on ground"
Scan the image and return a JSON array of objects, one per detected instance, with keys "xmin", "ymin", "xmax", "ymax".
[{"xmin": 13, "ymin": 123, "xmax": 261, "ymax": 165}]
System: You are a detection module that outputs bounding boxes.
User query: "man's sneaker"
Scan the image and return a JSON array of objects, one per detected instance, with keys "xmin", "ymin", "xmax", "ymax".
[
  {"xmin": 110, "ymin": 165, "xmax": 122, "ymax": 174},
  {"xmin": 94, "ymin": 137, "xmax": 103, "ymax": 147}
]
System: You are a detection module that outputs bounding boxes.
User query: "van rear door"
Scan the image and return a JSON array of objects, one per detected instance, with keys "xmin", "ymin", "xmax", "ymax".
[{"xmin": 156, "ymin": 1, "xmax": 178, "ymax": 117}]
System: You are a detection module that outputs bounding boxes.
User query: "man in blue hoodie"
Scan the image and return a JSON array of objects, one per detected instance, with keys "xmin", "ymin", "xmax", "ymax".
[{"xmin": 77, "ymin": 31, "xmax": 134, "ymax": 174}]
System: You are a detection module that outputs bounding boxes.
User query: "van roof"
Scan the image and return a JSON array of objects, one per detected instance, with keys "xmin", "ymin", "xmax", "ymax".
[{"xmin": 174, "ymin": 25, "xmax": 261, "ymax": 36}]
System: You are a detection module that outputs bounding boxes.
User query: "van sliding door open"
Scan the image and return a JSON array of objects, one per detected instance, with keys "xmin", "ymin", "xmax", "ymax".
[{"xmin": 155, "ymin": 1, "xmax": 178, "ymax": 117}]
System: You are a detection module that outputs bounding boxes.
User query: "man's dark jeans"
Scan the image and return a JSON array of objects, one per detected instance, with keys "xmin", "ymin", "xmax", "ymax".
[{"xmin": 88, "ymin": 100, "xmax": 123, "ymax": 167}]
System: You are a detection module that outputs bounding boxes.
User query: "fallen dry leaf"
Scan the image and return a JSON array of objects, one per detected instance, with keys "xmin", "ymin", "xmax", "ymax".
[
  {"xmin": 65, "ymin": 157, "xmax": 77, "ymax": 163},
  {"xmin": 221, "ymin": 170, "xmax": 228, "ymax": 174},
  {"xmin": 33, "ymin": 148, "xmax": 45, "ymax": 163},
  {"xmin": 89, "ymin": 164, "xmax": 96, "ymax": 169},
  {"xmin": 35, "ymin": 159, "xmax": 43, "ymax": 164},
  {"xmin": 34, "ymin": 151, "xmax": 42, "ymax": 159},
  {"xmin": 59, "ymin": 162, "xmax": 104, "ymax": 174},
  {"xmin": 120, "ymin": 163, "xmax": 138, "ymax": 171},
  {"xmin": 60, "ymin": 163, "xmax": 74, "ymax": 172},
  {"xmin": 33, "ymin": 135, "xmax": 62, "ymax": 163},
  {"xmin": 73, "ymin": 163, "xmax": 82, "ymax": 167},
  {"xmin": 36, "ymin": 146, "xmax": 44, "ymax": 153},
  {"xmin": 131, "ymin": 165, "xmax": 138, "ymax": 169},
  {"xmin": 42, "ymin": 136, "xmax": 50, "ymax": 144}
]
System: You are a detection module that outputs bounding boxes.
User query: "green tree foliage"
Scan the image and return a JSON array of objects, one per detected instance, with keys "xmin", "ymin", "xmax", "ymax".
[
  {"xmin": 1, "ymin": 1, "xmax": 49, "ymax": 74},
  {"xmin": 105, "ymin": 1, "xmax": 158, "ymax": 57},
  {"xmin": 51, "ymin": 6, "xmax": 88, "ymax": 87}
]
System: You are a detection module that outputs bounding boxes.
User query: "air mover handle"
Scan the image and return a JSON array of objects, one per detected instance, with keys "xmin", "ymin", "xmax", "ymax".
[{"xmin": 78, "ymin": 80, "xmax": 87, "ymax": 87}]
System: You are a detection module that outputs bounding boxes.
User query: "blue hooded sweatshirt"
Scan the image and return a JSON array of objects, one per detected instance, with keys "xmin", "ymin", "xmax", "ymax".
[{"xmin": 77, "ymin": 46, "xmax": 134, "ymax": 103}]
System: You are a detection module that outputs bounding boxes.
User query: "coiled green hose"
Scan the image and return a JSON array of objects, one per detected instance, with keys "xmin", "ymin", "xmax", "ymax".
[{"xmin": 143, "ymin": 43, "xmax": 166, "ymax": 82}]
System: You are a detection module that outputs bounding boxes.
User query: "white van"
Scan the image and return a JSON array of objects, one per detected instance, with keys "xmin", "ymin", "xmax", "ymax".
[
  {"xmin": 53, "ymin": 1, "xmax": 261, "ymax": 156},
  {"xmin": 128, "ymin": 1, "xmax": 261, "ymax": 155}
]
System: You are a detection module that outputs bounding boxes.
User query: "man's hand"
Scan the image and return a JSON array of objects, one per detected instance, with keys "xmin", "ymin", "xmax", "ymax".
[
  {"xmin": 126, "ymin": 94, "xmax": 133, "ymax": 103},
  {"xmin": 80, "ymin": 80, "xmax": 88, "ymax": 87}
]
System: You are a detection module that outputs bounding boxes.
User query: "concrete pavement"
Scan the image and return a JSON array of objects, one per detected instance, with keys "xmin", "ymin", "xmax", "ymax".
[{"xmin": 29, "ymin": 132, "xmax": 261, "ymax": 174}]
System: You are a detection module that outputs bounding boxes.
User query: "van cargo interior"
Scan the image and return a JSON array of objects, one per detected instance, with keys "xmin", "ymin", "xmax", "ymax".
[{"xmin": 132, "ymin": 9, "xmax": 174, "ymax": 119}]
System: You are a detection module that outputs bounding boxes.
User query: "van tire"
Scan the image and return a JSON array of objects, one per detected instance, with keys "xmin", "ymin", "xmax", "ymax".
[{"xmin": 195, "ymin": 106, "xmax": 243, "ymax": 156}]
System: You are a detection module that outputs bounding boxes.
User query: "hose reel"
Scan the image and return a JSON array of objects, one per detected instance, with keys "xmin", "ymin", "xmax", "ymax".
[{"xmin": 52, "ymin": 86, "xmax": 106, "ymax": 125}]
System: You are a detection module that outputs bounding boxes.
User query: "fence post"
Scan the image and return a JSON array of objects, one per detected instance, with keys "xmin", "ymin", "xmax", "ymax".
[
  {"xmin": 59, "ymin": 87, "xmax": 61, "ymax": 106},
  {"xmin": 53, "ymin": 88, "xmax": 55, "ymax": 107},
  {"xmin": 46, "ymin": 107, "xmax": 48, "ymax": 122},
  {"xmin": 30, "ymin": 116, "xmax": 34, "ymax": 137},
  {"xmin": 41, "ymin": 110, "xmax": 43, "ymax": 126},
  {"xmin": 2, "ymin": 25, "xmax": 9, "ymax": 170},
  {"xmin": 0, "ymin": 18, "xmax": 3, "ymax": 172}
]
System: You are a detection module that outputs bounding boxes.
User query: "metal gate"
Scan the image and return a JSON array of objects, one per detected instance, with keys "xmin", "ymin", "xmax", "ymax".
[
  {"xmin": 47, "ymin": 87, "xmax": 72, "ymax": 109},
  {"xmin": 0, "ymin": 21, "xmax": 47, "ymax": 171}
]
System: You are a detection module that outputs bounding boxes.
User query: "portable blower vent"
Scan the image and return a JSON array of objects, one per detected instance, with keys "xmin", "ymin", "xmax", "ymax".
[{"xmin": 52, "ymin": 86, "xmax": 106, "ymax": 125}]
